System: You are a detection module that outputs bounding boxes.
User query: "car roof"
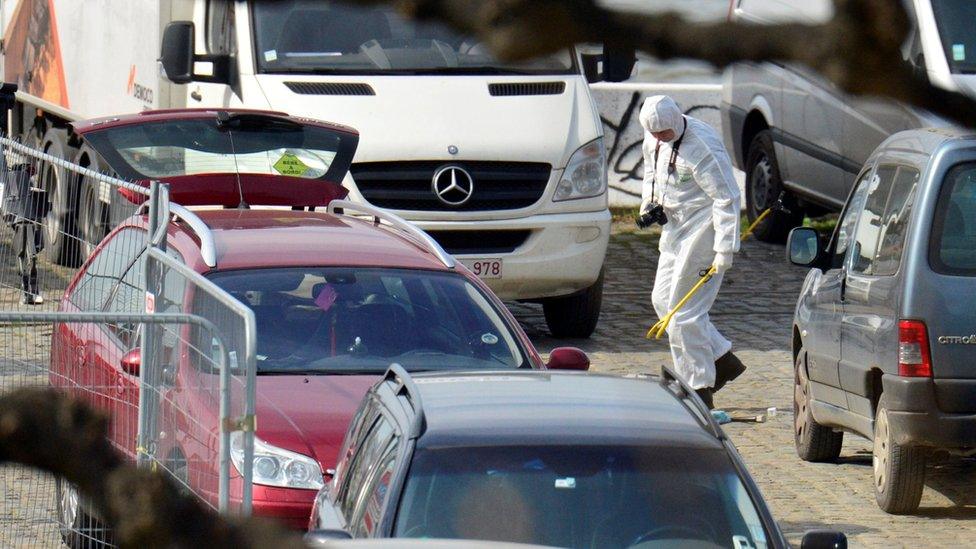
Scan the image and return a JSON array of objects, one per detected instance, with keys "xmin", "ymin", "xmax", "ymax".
[
  {"xmin": 71, "ymin": 107, "xmax": 358, "ymax": 137},
  {"xmin": 403, "ymin": 370, "xmax": 724, "ymax": 451},
  {"xmin": 875, "ymin": 127, "xmax": 976, "ymax": 159},
  {"xmin": 174, "ymin": 209, "xmax": 451, "ymax": 272}
]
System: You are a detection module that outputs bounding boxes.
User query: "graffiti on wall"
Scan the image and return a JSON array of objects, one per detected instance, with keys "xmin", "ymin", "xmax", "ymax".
[{"xmin": 600, "ymin": 91, "xmax": 718, "ymax": 199}]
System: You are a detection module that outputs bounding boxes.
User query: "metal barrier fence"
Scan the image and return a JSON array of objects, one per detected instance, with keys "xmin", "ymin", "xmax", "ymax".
[{"xmin": 0, "ymin": 136, "xmax": 255, "ymax": 547}]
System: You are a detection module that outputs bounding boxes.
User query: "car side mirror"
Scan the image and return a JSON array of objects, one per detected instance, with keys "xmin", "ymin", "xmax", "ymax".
[
  {"xmin": 801, "ymin": 529, "xmax": 848, "ymax": 549},
  {"xmin": 547, "ymin": 347, "xmax": 590, "ymax": 371},
  {"xmin": 121, "ymin": 348, "xmax": 141, "ymax": 376},
  {"xmin": 304, "ymin": 529, "xmax": 353, "ymax": 545},
  {"xmin": 788, "ymin": 227, "xmax": 823, "ymax": 268},
  {"xmin": 160, "ymin": 21, "xmax": 194, "ymax": 84}
]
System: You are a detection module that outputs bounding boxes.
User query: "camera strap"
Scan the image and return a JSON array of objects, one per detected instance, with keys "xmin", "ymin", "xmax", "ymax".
[{"xmin": 651, "ymin": 116, "xmax": 687, "ymax": 202}]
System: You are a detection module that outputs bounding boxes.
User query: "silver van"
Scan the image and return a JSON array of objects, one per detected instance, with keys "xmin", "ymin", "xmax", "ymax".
[{"xmin": 788, "ymin": 128, "xmax": 976, "ymax": 514}]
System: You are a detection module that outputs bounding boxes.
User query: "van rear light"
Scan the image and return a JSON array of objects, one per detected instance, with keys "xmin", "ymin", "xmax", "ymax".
[{"xmin": 898, "ymin": 319, "xmax": 932, "ymax": 377}]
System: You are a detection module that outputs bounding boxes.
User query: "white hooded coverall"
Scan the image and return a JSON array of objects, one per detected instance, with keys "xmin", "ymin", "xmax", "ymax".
[{"xmin": 640, "ymin": 96, "xmax": 741, "ymax": 389}]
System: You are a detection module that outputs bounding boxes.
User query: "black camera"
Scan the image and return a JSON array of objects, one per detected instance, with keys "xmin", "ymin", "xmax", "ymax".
[{"xmin": 636, "ymin": 203, "xmax": 668, "ymax": 228}]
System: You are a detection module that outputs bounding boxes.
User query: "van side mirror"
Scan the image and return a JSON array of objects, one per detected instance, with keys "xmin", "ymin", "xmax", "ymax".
[
  {"xmin": 160, "ymin": 22, "xmax": 195, "ymax": 84},
  {"xmin": 160, "ymin": 21, "xmax": 231, "ymax": 85},
  {"xmin": 788, "ymin": 227, "xmax": 823, "ymax": 267},
  {"xmin": 603, "ymin": 42, "xmax": 637, "ymax": 83},
  {"xmin": 801, "ymin": 529, "xmax": 847, "ymax": 549},
  {"xmin": 547, "ymin": 347, "xmax": 590, "ymax": 371}
]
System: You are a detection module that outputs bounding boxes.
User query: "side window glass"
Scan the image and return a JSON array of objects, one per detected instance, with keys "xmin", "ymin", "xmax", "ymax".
[
  {"xmin": 351, "ymin": 439, "xmax": 399, "ymax": 537},
  {"xmin": 70, "ymin": 228, "xmax": 146, "ymax": 311},
  {"xmin": 207, "ymin": 0, "xmax": 237, "ymax": 55},
  {"xmin": 831, "ymin": 172, "xmax": 873, "ymax": 269},
  {"xmin": 339, "ymin": 416, "xmax": 394, "ymax": 524},
  {"xmin": 872, "ymin": 167, "xmax": 920, "ymax": 276},
  {"xmin": 849, "ymin": 166, "xmax": 897, "ymax": 275},
  {"xmin": 104, "ymin": 250, "xmax": 148, "ymax": 348},
  {"xmin": 931, "ymin": 163, "xmax": 976, "ymax": 275},
  {"xmin": 334, "ymin": 400, "xmax": 376, "ymax": 496}
]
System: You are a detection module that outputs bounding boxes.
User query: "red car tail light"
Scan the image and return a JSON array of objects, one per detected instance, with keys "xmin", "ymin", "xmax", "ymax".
[{"xmin": 898, "ymin": 319, "xmax": 932, "ymax": 377}]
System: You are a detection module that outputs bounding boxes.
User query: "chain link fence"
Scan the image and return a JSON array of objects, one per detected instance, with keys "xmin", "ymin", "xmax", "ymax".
[{"xmin": 0, "ymin": 136, "xmax": 255, "ymax": 547}]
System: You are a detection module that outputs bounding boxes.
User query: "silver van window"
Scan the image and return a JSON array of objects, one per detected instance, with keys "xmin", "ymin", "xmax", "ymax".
[
  {"xmin": 930, "ymin": 163, "xmax": 976, "ymax": 275},
  {"xmin": 850, "ymin": 166, "xmax": 897, "ymax": 275},
  {"xmin": 872, "ymin": 167, "xmax": 920, "ymax": 276}
]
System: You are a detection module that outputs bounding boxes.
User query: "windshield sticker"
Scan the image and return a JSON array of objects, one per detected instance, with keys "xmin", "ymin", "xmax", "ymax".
[
  {"xmin": 264, "ymin": 49, "xmax": 278, "ymax": 62},
  {"xmin": 954, "ymin": 44, "xmax": 966, "ymax": 61},
  {"xmin": 273, "ymin": 153, "xmax": 310, "ymax": 177},
  {"xmin": 554, "ymin": 477, "xmax": 576, "ymax": 489},
  {"xmin": 481, "ymin": 333, "xmax": 499, "ymax": 345}
]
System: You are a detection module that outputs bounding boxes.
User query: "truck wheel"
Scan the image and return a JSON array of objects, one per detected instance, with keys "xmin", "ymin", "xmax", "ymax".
[
  {"xmin": 745, "ymin": 130, "xmax": 803, "ymax": 243},
  {"xmin": 56, "ymin": 476, "xmax": 112, "ymax": 548},
  {"xmin": 874, "ymin": 395, "xmax": 926, "ymax": 514},
  {"xmin": 794, "ymin": 347, "xmax": 843, "ymax": 461},
  {"xmin": 40, "ymin": 128, "xmax": 81, "ymax": 267},
  {"xmin": 75, "ymin": 147, "xmax": 111, "ymax": 259},
  {"xmin": 542, "ymin": 268, "xmax": 604, "ymax": 339}
]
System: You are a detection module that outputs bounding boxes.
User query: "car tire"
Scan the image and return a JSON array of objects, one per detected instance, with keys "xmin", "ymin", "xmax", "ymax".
[
  {"xmin": 745, "ymin": 130, "xmax": 803, "ymax": 244},
  {"xmin": 794, "ymin": 348, "xmax": 843, "ymax": 462},
  {"xmin": 542, "ymin": 268, "xmax": 604, "ymax": 339},
  {"xmin": 873, "ymin": 395, "xmax": 926, "ymax": 514},
  {"xmin": 40, "ymin": 128, "xmax": 82, "ymax": 267},
  {"xmin": 56, "ymin": 476, "xmax": 112, "ymax": 548},
  {"xmin": 75, "ymin": 146, "xmax": 114, "ymax": 260}
]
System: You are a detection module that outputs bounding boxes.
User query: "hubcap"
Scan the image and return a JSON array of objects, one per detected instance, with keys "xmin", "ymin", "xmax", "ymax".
[
  {"xmin": 874, "ymin": 409, "xmax": 890, "ymax": 492},
  {"xmin": 794, "ymin": 359, "xmax": 810, "ymax": 441},
  {"xmin": 42, "ymin": 164, "xmax": 62, "ymax": 243},
  {"xmin": 749, "ymin": 156, "xmax": 776, "ymax": 213},
  {"xmin": 58, "ymin": 478, "xmax": 79, "ymax": 529}
]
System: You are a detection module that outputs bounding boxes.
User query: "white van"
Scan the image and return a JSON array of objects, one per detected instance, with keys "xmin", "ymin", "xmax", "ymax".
[
  {"xmin": 2, "ymin": 0, "xmax": 619, "ymax": 337},
  {"xmin": 721, "ymin": 0, "xmax": 958, "ymax": 242}
]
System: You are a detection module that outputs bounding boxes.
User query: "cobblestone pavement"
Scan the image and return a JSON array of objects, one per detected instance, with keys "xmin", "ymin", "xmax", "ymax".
[{"xmin": 511, "ymin": 231, "xmax": 976, "ymax": 548}]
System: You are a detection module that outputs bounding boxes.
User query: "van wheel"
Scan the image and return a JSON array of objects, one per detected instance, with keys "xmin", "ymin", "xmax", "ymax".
[
  {"xmin": 542, "ymin": 268, "xmax": 604, "ymax": 339},
  {"xmin": 40, "ymin": 128, "xmax": 81, "ymax": 267},
  {"xmin": 56, "ymin": 476, "xmax": 112, "ymax": 548},
  {"xmin": 874, "ymin": 395, "xmax": 926, "ymax": 514},
  {"xmin": 745, "ymin": 130, "xmax": 803, "ymax": 243},
  {"xmin": 794, "ymin": 348, "xmax": 843, "ymax": 461}
]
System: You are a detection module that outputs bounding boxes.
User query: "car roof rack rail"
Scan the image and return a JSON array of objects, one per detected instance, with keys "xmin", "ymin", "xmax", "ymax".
[
  {"xmin": 659, "ymin": 366, "xmax": 725, "ymax": 440},
  {"xmin": 327, "ymin": 199, "xmax": 455, "ymax": 269},
  {"xmin": 383, "ymin": 363, "xmax": 426, "ymax": 439},
  {"xmin": 137, "ymin": 201, "xmax": 217, "ymax": 268}
]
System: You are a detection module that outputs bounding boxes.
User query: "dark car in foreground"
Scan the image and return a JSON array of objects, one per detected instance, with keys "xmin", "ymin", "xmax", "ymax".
[
  {"xmin": 308, "ymin": 366, "xmax": 847, "ymax": 548},
  {"xmin": 789, "ymin": 128, "xmax": 976, "ymax": 513}
]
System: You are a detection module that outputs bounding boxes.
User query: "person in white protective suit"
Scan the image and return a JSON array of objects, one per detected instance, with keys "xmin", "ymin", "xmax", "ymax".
[{"xmin": 639, "ymin": 95, "xmax": 747, "ymax": 409}]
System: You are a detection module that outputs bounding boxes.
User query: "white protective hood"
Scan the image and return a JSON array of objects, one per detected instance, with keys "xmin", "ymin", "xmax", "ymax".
[{"xmin": 639, "ymin": 95, "xmax": 684, "ymax": 140}]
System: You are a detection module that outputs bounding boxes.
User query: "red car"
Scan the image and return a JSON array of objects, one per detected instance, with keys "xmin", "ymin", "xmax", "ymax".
[{"xmin": 49, "ymin": 109, "xmax": 590, "ymax": 539}]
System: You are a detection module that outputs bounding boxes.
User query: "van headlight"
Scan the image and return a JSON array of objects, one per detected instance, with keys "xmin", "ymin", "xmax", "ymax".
[
  {"xmin": 231, "ymin": 432, "xmax": 324, "ymax": 490},
  {"xmin": 553, "ymin": 138, "xmax": 607, "ymax": 201}
]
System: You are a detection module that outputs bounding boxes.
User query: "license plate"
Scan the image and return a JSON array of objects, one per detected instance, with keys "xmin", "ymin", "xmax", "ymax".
[{"xmin": 461, "ymin": 258, "xmax": 503, "ymax": 279}]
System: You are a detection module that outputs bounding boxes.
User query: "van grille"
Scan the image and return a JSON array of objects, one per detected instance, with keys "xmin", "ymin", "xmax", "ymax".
[
  {"xmin": 488, "ymin": 82, "xmax": 566, "ymax": 96},
  {"xmin": 284, "ymin": 82, "xmax": 376, "ymax": 96},
  {"xmin": 427, "ymin": 230, "xmax": 531, "ymax": 255},
  {"xmin": 351, "ymin": 161, "xmax": 551, "ymax": 211}
]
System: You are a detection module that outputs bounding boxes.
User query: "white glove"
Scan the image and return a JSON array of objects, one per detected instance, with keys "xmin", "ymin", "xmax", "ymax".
[
  {"xmin": 713, "ymin": 252, "xmax": 733, "ymax": 274},
  {"xmin": 639, "ymin": 196, "xmax": 657, "ymax": 216}
]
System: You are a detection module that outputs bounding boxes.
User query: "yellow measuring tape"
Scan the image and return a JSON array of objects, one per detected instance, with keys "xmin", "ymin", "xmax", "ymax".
[{"xmin": 646, "ymin": 207, "xmax": 773, "ymax": 340}]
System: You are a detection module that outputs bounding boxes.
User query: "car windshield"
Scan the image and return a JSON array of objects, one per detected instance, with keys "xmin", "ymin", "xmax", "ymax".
[
  {"xmin": 394, "ymin": 445, "xmax": 770, "ymax": 549},
  {"xmin": 250, "ymin": 0, "xmax": 575, "ymax": 75},
  {"xmin": 931, "ymin": 0, "xmax": 976, "ymax": 74},
  {"xmin": 205, "ymin": 267, "xmax": 526, "ymax": 374},
  {"xmin": 79, "ymin": 114, "xmax": 355, "ymax": 182},
  {"xmin": 930, "ymin": 162, "xmax": 976, "ymax": 275}
]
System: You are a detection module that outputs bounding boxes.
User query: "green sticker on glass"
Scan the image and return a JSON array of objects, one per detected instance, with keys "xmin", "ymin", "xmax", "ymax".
[
  {"xmin": 953, "ymin": 44, "xmax": 966, "ymax": 61},
  {"xmin": 273, "ymin": 153, "xmax": 309, "ymax": 176}
]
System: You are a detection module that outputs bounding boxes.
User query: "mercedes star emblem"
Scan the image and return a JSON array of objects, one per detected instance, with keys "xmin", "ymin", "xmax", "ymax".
[{"xmin": 432, "ymin": 165, "xmax": 474, "ymax": 206}]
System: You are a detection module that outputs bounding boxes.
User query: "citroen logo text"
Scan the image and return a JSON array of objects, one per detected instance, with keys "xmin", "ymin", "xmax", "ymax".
[{"xmin": 432, "ymin": 166, "xmax": 474, "ymax": 206}]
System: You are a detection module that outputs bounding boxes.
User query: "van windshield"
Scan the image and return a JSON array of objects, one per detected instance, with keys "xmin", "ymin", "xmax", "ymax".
[
  {"xmin": 204, "ymin": 267, "xmax": 526, "ymax": 374},
  {"xmin": 930, "ymin": 163, "xmax": 976, "ymax": 275},
  {"xmin": 250, "ymin": 0, "xmax": 576, "ymax": 75},
  {"xmin": 931, "ymin": 0, "xmax": 976, "ymax": 74}
]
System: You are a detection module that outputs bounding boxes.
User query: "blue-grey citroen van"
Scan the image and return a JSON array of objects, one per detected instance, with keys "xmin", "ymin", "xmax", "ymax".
[{"xmin": 787, "ymin": 128, "xmax": 976, "ymax": 514}]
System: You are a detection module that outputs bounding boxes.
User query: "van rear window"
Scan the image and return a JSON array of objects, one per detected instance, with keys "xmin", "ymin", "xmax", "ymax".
[{"xmin": 930, "ymin": 163, "xmax": 976, "ymax": 276}]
